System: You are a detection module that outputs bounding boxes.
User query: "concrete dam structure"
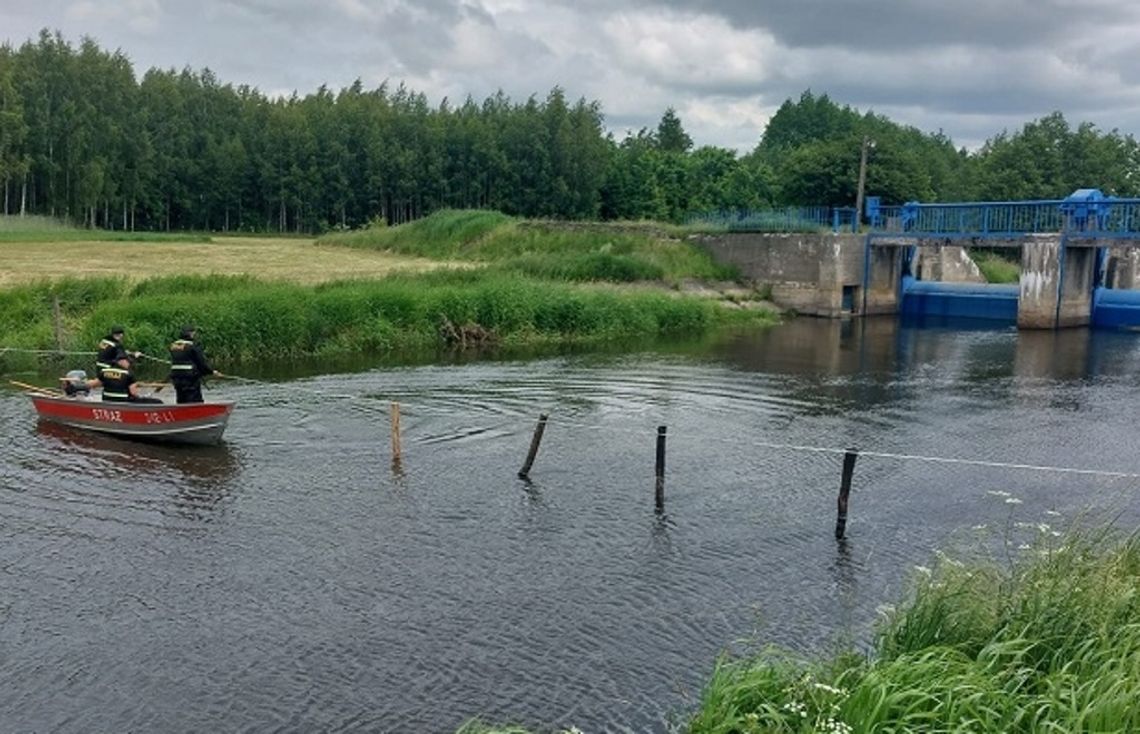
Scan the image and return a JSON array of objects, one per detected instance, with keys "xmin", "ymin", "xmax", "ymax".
[{"xmin": 693, "ymin": 191, "xmax": 1140, "ymax": 330}]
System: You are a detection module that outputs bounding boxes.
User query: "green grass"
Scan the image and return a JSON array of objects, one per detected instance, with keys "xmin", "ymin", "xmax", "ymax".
[
  {"xmin": 319, "ymin": 209, "xmax": 738, "ymax": 284},
  {"xmin": 688, "ymin": 528, "xmax": 1140, "ymax": 733},
  {"xmin": 971, "ymin": 250, "xmax": 1021, "ymax": 284},
  {"xmin": 0, "ymin": 214, "xmax": 210, "ymax": 243},
  {"xmin": 0, "ymin": 270, "xmax": 773, "ymax": 369}
]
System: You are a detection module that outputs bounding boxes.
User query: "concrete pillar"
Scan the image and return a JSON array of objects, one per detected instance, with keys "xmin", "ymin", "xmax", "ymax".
[
  {"xmin": 1056, "ymin": 245, "xmax": 1095, "ymax": 327},
  {"xmin": 1018, "ymin": 236, "xmax": 1094, "ymax": 329},
  {"xmin": 863, "ymin": 245, "xmax": 904, "ymax": 315},
  {"xmin": 1018, "ymin": 236, "xmax": 1062, "ymax": 329}
]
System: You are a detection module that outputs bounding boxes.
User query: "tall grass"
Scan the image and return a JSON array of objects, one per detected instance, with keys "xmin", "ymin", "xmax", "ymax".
[
  {"xmin": 688, "ymin": 529, "xmax": 1140, "ymax": 733},
  {"xmin": 319, "ymin": 209, "xmax": 738, "ymax": 283},
  {"xmin": 0, "ymin": 270, "xmax": 771, "ymax": 368}
]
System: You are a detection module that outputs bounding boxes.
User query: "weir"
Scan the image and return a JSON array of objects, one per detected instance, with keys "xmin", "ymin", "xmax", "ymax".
[{"xmin": 694, "ymin": 189, "xmax": 1140, "ymax": 330}]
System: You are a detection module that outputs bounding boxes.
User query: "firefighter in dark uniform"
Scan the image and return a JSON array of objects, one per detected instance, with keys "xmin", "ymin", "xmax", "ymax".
[
  {"xmin": 169, "ymin": 325, "xmax": 221, "ymax": 404},
  {"xmin": 99, "ymin": 356, "xmax": 162, "ymax": 404},
  {"xmin": 95, "ymin": 325, "xmax": 141, "ymax": 380}
]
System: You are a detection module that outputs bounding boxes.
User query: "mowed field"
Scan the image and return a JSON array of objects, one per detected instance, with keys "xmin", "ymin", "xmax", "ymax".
[{"xmin": 0, "ymin": 236, "xmax": 463, "ymax": 286}]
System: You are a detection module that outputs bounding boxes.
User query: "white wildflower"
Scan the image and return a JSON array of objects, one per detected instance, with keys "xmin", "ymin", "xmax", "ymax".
[
  {"xmin": 1050, "ymin": 531, "xmax": 1062, "ymax": 537},
  {"xmin": 1037, "ymin": 523, "xmax": 1051, "ymax": 533},
  {"xmin": 987, "ymin": 490, "xmax": 1011, "ymax": 497},
  {"xmin": 1005, "ymin": 497, "xmax": 1023, "ymax": 505},
  {"xmin": 812, "ymin": 682, "xmax": 848, "ymax": 697},
  {"xmin": 1044, "ymin": 510, "xmax": 1062, "ymax": 517},
  {"xmin": 821, "ymin": 718, "xmax": 853, "ymax": 734},
  {"xmin": 971, "ymin": 524, "xmax": 987, "ymax": 530},
  {"xmin": 913, "ymin": 565, "xmax": 933, "ymax": 576},
  {"xmin": 782, "ymin": 701, "xmax": 807, "ymax": 717},
  {"xmin": 1018, "ymin": 543, "xmax": 1031, "ymax": 550}
]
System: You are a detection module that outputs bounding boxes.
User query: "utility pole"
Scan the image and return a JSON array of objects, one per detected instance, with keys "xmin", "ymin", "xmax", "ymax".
[{"xmin": 855, "ymin": 135, "xmax": 871, "ymax": 229}]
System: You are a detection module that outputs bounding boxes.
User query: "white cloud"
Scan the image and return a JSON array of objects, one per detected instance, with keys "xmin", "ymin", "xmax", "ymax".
[{"xmin": 9, "ymin": 0, "xmax": 1140, "ymax": 153}]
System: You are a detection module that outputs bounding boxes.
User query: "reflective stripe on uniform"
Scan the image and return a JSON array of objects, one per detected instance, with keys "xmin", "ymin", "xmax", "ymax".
[
  {"xmin": 99, "ymin": 339, "xmax": 117, "ymax": 349},
  {"xmin": 171, "ymin": 364, "xmax": 195, "ymax": 371},
  {"xmin": 102, "ymin": 391, "xmax": 129, "ymax": 399},
  {"xmin": 95, "ymin": 362, "xmax": 111, "ymax": 369}
]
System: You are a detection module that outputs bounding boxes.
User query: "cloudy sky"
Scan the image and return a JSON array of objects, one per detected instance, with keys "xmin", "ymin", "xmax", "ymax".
[{"xmin": 5, "ymin": 0, "xmax": 1140, "ymax": 152}]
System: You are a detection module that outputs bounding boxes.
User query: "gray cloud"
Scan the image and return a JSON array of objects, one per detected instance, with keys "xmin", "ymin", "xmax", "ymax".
[{"xmin": 4, "ymin": 0, "xmax": 1140, "ymax": 152}]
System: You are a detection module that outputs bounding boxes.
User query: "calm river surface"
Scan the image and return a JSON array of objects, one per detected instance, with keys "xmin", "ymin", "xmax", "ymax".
[{"xmin": 4, "ymin": 318, "xmax": 1140, "ymax": 733}]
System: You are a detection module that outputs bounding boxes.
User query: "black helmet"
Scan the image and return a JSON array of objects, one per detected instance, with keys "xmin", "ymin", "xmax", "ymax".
[
  {"xmin": 110, "ymin": 324, "xmax": 125, "ymax": 335},
  {"xmin": 179, "ymin": 324, "xmax": 197, "ymax": 339}
]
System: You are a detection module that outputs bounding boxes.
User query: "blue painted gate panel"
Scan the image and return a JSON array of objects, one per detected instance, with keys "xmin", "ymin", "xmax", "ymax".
[
  {"xmin": 1092, "ymin": 288, "xmax": 1140, "ymax": 329},
  {"xmin": 900, "ymin": 277, "xmax": 1019, "ymax": 323}
]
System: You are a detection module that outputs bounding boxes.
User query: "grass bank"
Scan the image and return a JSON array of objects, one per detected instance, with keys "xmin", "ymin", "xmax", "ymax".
[
  {"xmin": 0, "ymin": 270, "xmax": 773, "ymax": 368},
  {"xmin": 970, "ymin": 249, "xmax": 1021, "ymax": 284},
  {"xmin": 456, "ymin": 529, "xmax": 1140, "ymax": 733},
  {"xmin": 318, "ymin": 209, "xmax": 737, "ymax": 284},
  {"xmin": 688, "ymin": 529, "xmax": 1140, "ymax": 733}
]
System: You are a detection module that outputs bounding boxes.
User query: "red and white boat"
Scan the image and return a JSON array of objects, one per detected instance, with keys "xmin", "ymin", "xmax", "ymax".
[{"xmin": 28, "ymin": 392, "xmax": 235, "ymax": 445}]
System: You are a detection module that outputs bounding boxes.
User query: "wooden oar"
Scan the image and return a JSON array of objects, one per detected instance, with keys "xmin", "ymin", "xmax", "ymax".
[{"xmin": 8, "ymin": 379, "xmax": 63, "ymax": 396}]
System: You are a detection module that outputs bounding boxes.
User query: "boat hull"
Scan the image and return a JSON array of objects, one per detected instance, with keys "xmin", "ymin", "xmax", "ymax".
[{"xmin": 30, "ymin": 395, "xmax": 235, "ymax": 445}]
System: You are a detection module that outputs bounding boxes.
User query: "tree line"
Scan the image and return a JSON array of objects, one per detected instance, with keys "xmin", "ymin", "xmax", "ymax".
[{"xmin": 1, "ymin": 30, "xmax": 1139, "ymax": 233}]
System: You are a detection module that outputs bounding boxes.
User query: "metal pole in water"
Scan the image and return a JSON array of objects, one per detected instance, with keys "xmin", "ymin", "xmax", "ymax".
[
  {"xmin": 835, "ymin": 449, "xmax": 859, "ymax": 539},
  {"xmin": 517, "ymin": 413, "xmax": 548, "ymax": 479},
  {"xmin": 390, "ymin": 401, "xmax": 402, "ymax": 465},
  {"xmin": 655, "ymin": 425, "xmax": 667, "ymax": 512}
]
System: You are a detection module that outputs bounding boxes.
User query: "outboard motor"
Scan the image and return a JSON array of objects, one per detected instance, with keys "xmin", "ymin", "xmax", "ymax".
[{"xmin": 62, "ymin": 369, "xmax": 91, "ymax": 396}]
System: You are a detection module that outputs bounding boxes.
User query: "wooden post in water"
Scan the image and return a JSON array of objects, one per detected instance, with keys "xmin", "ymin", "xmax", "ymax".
[
  {"xmin": 517, "ymin": 413, "xmax": 548, "ymax": 479},
  {"xmin": 655, "ymin": 426, "xmax": 667, "ymax": 512},
  {"xmin": 835, "ymin": 449, "xmax": 859, "ymax": 540},
  {"xmin": 389, "ymin": 401, "xmax": 402, "ymax": 465},
  {"xmin": 51, "ymin": 296, "xmax": 63, "ymax": 353}
]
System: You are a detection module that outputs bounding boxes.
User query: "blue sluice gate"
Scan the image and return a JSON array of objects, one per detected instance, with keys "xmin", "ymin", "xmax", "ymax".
[
  {"xmin": 1092, "ymin": 287, "xmax": 1140, "ymax": 329},
  {"xmin": 899, "ymin": 277, "xmax": 1019, "ymax": 324},
  {"xmin": 899, "ymin": 278, "xmax": 1140, "ymax": 329}
]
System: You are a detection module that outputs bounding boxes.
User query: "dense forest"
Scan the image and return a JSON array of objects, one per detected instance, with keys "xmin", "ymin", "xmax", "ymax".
[{"xmin": 1, "ymin": 30, "xmax": 1139, "ymax": 232}]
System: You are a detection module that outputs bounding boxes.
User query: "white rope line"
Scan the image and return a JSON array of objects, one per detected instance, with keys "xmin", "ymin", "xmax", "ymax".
[
  {"xmin": 750, "ymin": 440, "xmax": 1140, "ymax": 480},
  {"xmin": 3, "ymin": 347, "xmax": 1137, "ymax": 480}
]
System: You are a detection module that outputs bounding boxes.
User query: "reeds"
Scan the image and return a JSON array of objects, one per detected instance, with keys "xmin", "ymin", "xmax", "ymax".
[{"xmin": 0, "ymin": 271, "xmax": 769, "ymax": 365}]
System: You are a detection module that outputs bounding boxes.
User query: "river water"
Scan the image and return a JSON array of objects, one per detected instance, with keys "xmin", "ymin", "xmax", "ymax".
[{"xmin": 3, "ymin": 318, "xmax": 1140, "ymax": 733}]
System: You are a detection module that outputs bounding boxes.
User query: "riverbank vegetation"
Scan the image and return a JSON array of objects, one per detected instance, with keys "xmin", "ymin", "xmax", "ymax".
[
  {"xmin": 0, "ymin": 208, "xmax": 770, "ymax": 368},
  {"xmin": 2, "ymin": 32, "xmax": 1137, "ymax": 234},
  {"xmin": 457, "ymin": 530, "xmax": 1140, "ymax": 733},
  {"xmin": 688, "ymin": 529, "xmax": 1140, "ymax": 733},
  {"xmin": 0, "ymin": 271, "xmax": 771, "ymax": 367}
]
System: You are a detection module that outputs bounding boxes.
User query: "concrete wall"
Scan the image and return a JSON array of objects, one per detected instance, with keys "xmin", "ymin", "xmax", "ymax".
[
  {"xmin": 691, "ymin": 233, "xmax": 864, "ymax": 317},
  {"xmin": 693, "ymin": 231, "xmax": 1114, "ymax": 329},
  {"xmin": 914, "ymin": 242, "xmax": 987, "ymax": 284},
  {"xmin": 1106, "ymin": 247, "xmax": 1140, "ymax": 289}
]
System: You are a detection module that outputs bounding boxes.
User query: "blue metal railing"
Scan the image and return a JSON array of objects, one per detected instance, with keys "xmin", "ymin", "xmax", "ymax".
[
  {"xmin": 868, "ymin": 194, "xmax": 1140, "ymax": 238},
  {"xmin": 687, "ymin": 206, "xmax": 858, "ymax": 233}
]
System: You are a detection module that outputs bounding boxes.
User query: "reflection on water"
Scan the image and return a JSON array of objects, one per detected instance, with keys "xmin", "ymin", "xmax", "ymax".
[{"xmin": 3, "ymin": 318, "xmax": 1140, "ymax": 733}]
